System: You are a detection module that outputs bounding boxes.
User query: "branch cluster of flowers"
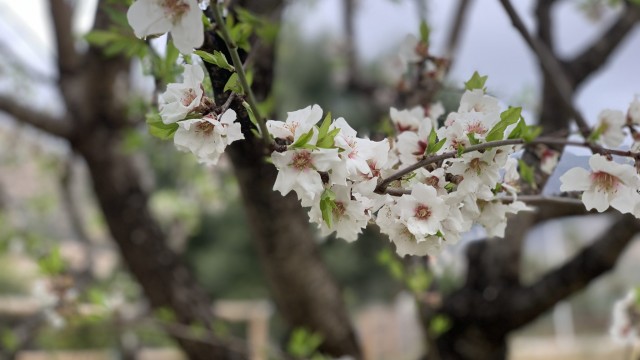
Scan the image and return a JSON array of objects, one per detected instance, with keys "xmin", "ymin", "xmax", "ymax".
[
  {"xmin": 158, "ymin": 63, "xmax": 244, "ymax": 165},
  {"xmin": 125, "ymin": 0, "xmax": 640, "ymax": 258},
  {"xmin": 267, "ymin": 88, "xmax": 534, "ymax": 256}
]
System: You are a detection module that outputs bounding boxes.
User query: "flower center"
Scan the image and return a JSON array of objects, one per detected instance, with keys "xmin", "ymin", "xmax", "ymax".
[
  {"xmin": 291, "ymin": 151, "xmax": 313, "ymax": 171},
  {"xmin": 181, "ymin": 88, "xmax": 197, "ymax": 106},
  {"xmin": 195, "ymin": 120, "xmax": 215, "ymax": 135},
  {"xmin": 414, "ymin": 205, "xmax": 432, "ymax": 220},
  {"xmin": 466, "ymin": 121, "xmax": 487, "ymax": 135},
  {"xmin": 591, "ymin": 171, "xmax": 619, "ymax": 192},
  {"xmin": 333, "ymin": 202, "xmax": 346, "ymax": 218},
  {"xmin": 424, "ymin": 176, "xmax": 439, "ymax": 188},
  {"xmin": 162, "ymin": 0, "xmax": 190, "ymax": 23}
]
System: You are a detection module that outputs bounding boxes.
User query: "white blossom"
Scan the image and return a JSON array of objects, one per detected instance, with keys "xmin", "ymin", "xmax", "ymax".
[
  {"xmin": 595, "ymin": 109, "xmax": 626, "ymax": 147},
  {"xmin": 267, "ymin": 105, "xmax": 322, "ymax": 142},
  {"xmin": 376, "ymin": 205, "xmax": 443, "ymax": 257},
  {"xmin": 309, "ymin": 185, "xmax": 370, "ymax": 242},
  {"xmin": 159, "ymin": 64, "xmax": 205, "ymax": 124},
  {"xmin": 127, "ymin": 0, "xmax": 204, "ymax": 54},
  {"xmin": 560, "ymin": 154, "xmax": 640, "ymax": 213},
  {"xmin": 396, "ymin": 183, "xmax": 448, "ymax": 238},
  {"xmin": 173, "ymin": 109, "xmax": 244, "ymax": 165},
  {"xmin": 272, "ymin": 148, "xmax": 341, "ymax": 206},
  {"xmin": 610, "ymin": 290, "xmax": 640, "ymax": 345}
]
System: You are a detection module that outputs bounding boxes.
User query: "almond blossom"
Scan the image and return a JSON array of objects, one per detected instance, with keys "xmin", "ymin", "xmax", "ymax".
[
  {"xmin": 376, "ymin": 205, "xmax": 443, "ymax": 257},
  {"xmin": 266, "ymin": 105, "xmax": 322, "ymax": 142},
  {"xmin": 159, "ymin": 64, "xmax": 206, "ymax": 124},
  {"xmin": 560, "ymin": 154, "xmax": 640, "ymax": 213},
  {"xmin": 610, "ymin": 290, "xmax": 640, "ymax": 345},
  {"xmin": 271, "ymin": 148, "xmax": 341, "ymax": 206},
  {"xmin": 594, "ymin": 109, "xmax": 626, "ymax": 147},
  {"xmin": 173, "ymin": 109, "xmax": 244, "ymax": 165},
  {"xmin": 396, "ymin": 183, "xmax": 449, "ymax": 238},
  {"xmin": 308, "ymin": 185, "xmax": 370, "ymax": 242},
  {"xmin": 390, "ymin": 106, "xmax": 428, "ymax": 133},
  {"xmin": 127, "ymin": 0, "xmax": 204, "ymax": 54}
]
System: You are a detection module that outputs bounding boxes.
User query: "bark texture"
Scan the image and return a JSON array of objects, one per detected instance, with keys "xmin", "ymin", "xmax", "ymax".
[
  {"xmin": 202, "ymin": 1, "xmax": 362, "ymax": 355},
  {"xmin": 0, "ymin": 1, "xmax": 247, "ymax": 358}
]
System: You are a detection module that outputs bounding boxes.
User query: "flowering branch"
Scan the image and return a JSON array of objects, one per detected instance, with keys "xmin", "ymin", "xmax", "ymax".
[
  {"xmin": 375, "ymin": 136, "xmax": 640, "ymax": 194},
  {"xmin": 210, "ymin": 3, "xmax": 271, "ymax": 146},
  {"xmin": 376, "ymin": 138, "xmax": 523, "ymax": 193}
]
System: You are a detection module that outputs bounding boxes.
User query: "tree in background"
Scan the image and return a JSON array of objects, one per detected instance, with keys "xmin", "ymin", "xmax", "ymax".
[{"xmin": 0, "ymin": 1, "xmax": 639, "ymax": 360}]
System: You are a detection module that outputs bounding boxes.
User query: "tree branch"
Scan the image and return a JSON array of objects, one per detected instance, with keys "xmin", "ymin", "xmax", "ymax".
[
  {"xmin": 535, "ymin": 0, "xmax": 558, "ymax": 51},
  {"xmin": 498, "ymin": 0, "xmax": 592, "ymax": 138},
  {"xmin": 444, "ymin": 0, "xmax": 472, "ymax": 59},
  {"xmin": 0, "ymin": 95, "xmax": 72, "ymax": 138},
  {"xmin": 507, "ymin": 213, "xmax": 640, "ymax": 330},
  {"xmin": 48, "ymin": 0, "xmax": 80, "ymax": 73},
  {"xmin": 568, "ymin": 3, "xmax": 640, "ymax": 85}
]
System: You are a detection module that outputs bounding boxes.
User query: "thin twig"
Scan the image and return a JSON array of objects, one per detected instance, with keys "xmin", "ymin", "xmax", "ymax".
[
  {"xmin": 375, "ymin": 136, "xmax": 640, "ymax": 194},
  {"xmin": 210, "ymin": 3, "xmax": 271, "ymax": 146},
  {"xmin": 0, "ymin": 95, "xmax": 72, "ymax": 138},
  {"xmin": 498, "ymin": 0, "xmax": 592, "ymax": 138}
]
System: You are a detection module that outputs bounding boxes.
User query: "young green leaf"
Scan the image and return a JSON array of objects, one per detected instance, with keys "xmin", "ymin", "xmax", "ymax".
[
  {"xmin": 290, "ymin": 128, "xmax": 315, "ymax": 148},
  {"xmin": 194, "ymin": 50, "xmax": 235, "ymax": 72},
  {"xmin": 146, "ymin": 112, "xmax": 179, "ymax": 140},
  {"xmin": 466, "ymin": 133, "xmax": 480, "ymax": 145},
  {"xmin": 464, "ymin": 71, "xmax": 488, "ymax": 92},
  {"xmin": 518, "ymin": 159, "xmax": 536, "ymax": 188},
  {"xmin": 419, "ymin": 20, "xmax": 430, "ymax": 44},
  {"xmin": 223, "ymin": 73, "xmax": 244, "ymax": 94},
  {"xmin": 318, "ymin": 112, "xmax": 332, "ymax": 139},
  {"xmin": 486, "ymin": 106, "xmax": 522, "ymax": 142},
  {"xmin": 317, "ymin": 127, "xmax": 340, "ymax": 149}
]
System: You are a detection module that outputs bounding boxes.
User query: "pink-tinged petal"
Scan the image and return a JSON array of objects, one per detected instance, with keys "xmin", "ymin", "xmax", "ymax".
[
  {"xmin": 127, "ymin": 0, "xmax": 171, "ymax": 38},
  {"xmin": 582, "ymin": 190, "xmax": 610, "ymax": 212},
  {"xmin": 559, "ymin": 167, "xmax": 591, "ymax": 192}
]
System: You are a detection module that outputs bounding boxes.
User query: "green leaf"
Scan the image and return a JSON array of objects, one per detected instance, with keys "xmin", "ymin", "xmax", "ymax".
[
  {"xmin": 195, "ymin": 50, "xmax": 235, "ymax": 72},
  {"xmin": 0, "ymin": 329, "xmax": 18, "ymax": 352},
  {"xmin": 466, "ymin": 133, "xmax": 480, "ymax": 145},
  {"xmin": 429, "ymin": 315, "xmax": 451, "ymax": 336},
  {"xmin": 518, "ymin": 159, "xmax": 535, "ymax": 188},
  {"xmin": 486, "ymin": 106, "xmax": 522, "ymax": 142},
  {"xmin": 290, "ymin": 128, "xmax": 315, "ymax": 148},
  {"xmin": 456, "ymin": 144, "xmax": 465, "ymax": 157},
  {"xmin": 430, "ymin": 138, "xmax": 447, "ymax": 154},
  {"xmin": 146, "ymin": 112, "xmax": 179, "ymax": 140},
  {"xmin": 84, "ymin": 30, "xmax": 119, "ymax": 46},
  {"xmin": 464, "ymin": 71, "xmax": 488, "ymax": 92},
  {"xmin": 419, "ymin": 20, "xmax": 430, "ymax": 44},
  {"xmin": 223, "ymin": 73, "xmax": 244, "ymax": 94},
  {"xmin": 508, "ymin": 118, "xmax": 526, "ymax": 139},
  {"xmin": 318, "ymin": 112, "xmax": 332, "ymax": 139},
  {"xmin": 317, "ymin": 127, "xmax": 340, "ymax": 149},
  {"xmin": 287, "ymin": 328, "xmax": 324, "ymax": 358},
  {"xmin": 319, "ymin": 189, "xmax": 337, "ymax": 228},
  {"xmin": 407, "ymin": 267, "xmax": 432, "ymax": 294},
  {"xmin": 242, "ymin": 101, "xmax": 259, "ymax": 128},
  {"xmin": 523, "ymin": 125, "xmax": 542, "ymax": 142},
  {"xmin": 38, "ymin": 247, "xmax": 66, "ymax": 275}
]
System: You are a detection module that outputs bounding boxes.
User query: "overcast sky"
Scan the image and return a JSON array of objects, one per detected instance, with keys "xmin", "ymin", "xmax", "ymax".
[{"xmin": 0, "ymin": 0, "xmax": 638, "ymax": 124}]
